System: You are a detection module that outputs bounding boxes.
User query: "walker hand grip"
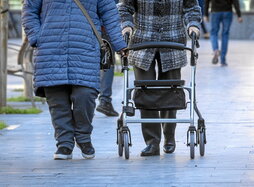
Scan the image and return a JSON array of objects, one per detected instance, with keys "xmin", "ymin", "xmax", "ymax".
[
  {"xmin": 124, "ymin": 32, "xmax": 130, "ymax": 45},
  {"xmin": 121, "ymin": 33, "xmax": 130, "ymax": 67},
  {"xmin": 190, "ymin": 32, "xmax": 200, "ymax": 48},
  {"xmin": 190, "ymin": 32, "xmax": 199, "ymax": 66}
]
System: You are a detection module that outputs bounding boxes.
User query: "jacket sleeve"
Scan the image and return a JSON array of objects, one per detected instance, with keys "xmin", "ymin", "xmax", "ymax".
[
  {"xmin": 117, "ymin": 0, "xmax": 136, "ymax": 29},
  {"xmin": 233, "ymin": 0, "xmax": 242, "ymax": 17},
  {"xmin": 183, "ymin": 0, "xmax": 202, "ymax": 30},
  {"xmin": 98, "ymin": 0, "xmax": 127, "ymax": 52},
  {"xmin": 204, "ymin": 0, "xmax": 210, "ymax": 17},
  {"xmin": 21, "ymin": 0, "xmax": 42, "ymax": 47}
]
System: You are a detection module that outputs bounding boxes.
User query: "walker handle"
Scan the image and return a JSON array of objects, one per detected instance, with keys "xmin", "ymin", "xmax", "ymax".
[
  {"xmin": 124, "ymin": 32, "xmax": 130, "ymax": 45},
  {"xmin": 190, "ymin": 32, "xmax": 199, "ymax": 66},
  {"xmin": 128, "ymin": 41, "xmax": 192, "ymax": 52}
]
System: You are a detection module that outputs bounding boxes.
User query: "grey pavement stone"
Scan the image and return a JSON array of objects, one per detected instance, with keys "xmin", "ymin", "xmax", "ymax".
[{"xmin": 1, "ymin": 40, "xmax": 254, "ymax": 186}]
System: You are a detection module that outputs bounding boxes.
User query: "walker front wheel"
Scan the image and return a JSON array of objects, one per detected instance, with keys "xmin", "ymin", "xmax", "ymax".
[
  {"xmin": 118, "ymin": 131, "xmax": 123, "ymax": 157},
  {"xmin": 190, "ymin": 132, "xmax": 195, "ymax": 159},
  {"xmin": 123, "ymin": 132, "xmax": 129, "ymax": 159},
  {"xmin": 199, "ymin": 129, "xmax": 205, "ymax": 156}
]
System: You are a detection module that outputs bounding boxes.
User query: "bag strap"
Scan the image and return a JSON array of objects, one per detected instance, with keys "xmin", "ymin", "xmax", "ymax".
[{"xmin": 73, "ymin": 0, "xmax": 105, "ymax": 48}]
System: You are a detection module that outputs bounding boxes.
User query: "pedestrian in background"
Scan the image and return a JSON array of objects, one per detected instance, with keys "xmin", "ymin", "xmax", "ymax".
[
  {"xmin": 204, "ymin": 0, "xmax": 243, "ymax": 66},
  {"xmin": 118, "ymin": 0, "xmax": 201, "ymax": 156},
  {"xmin": 96, "ymin": 0, "xmax": 120, "ymax": 117},
  {"xmin": 250, "ymin": 0, "xmax": 254, "ymax": 10},
  {"xmin": 22, "ymin": 0, "xmax": 127, "ymax": 160},
  {"xmin": 198, "ymin": 0, "xmax": 210, "ymax": 39}
]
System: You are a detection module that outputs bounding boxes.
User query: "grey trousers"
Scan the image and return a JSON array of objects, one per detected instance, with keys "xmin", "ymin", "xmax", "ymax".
[
  {"xmin": 134, "ymin": 52, "xmax": 181, "ymax": 146},
  {"xmin": 44, "ymin": 85, "xmax": 98, "ymax": 150}
]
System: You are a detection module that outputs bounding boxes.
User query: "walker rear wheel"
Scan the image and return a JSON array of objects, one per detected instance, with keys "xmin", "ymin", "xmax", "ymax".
[
  {"xmin": 123, "ymin": 132, "xmax": 129, "ymax": 159},
  {"xmin": 190, "ymin": 132, "xmax": 195, "ymax": 159}
]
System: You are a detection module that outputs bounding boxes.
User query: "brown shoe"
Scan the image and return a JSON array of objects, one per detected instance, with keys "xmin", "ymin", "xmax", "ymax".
[
  {"xmin": 203, "ymin": 33, "xmax": 210, "ymax": 39},
  {"xmin": 212, "ymin": 50, "xmax": 220, "ymax": 64}
]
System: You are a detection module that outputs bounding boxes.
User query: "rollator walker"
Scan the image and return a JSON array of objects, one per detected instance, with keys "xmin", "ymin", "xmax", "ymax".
[{"xmin": 117, "ymin": 33, "xmax": 206, "ymax": 159}]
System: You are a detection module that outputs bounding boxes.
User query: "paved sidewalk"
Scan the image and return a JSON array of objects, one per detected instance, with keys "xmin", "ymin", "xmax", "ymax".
[{"xmin": 1, "ymin": 40, "xmax": 254, "ymax": 186}]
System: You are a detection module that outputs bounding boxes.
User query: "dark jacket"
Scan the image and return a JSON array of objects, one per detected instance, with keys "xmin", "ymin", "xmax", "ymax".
[
  {"xmin": 204, "ymin": 0, "xmax": 242, "ymax": 17},
  {"xmin": 22, "ymin": 0, "xmax": 126, "ymax": 96},
  {"xmin": 118, "ymin": 0, "xmax": 201, "ymax": 72}
]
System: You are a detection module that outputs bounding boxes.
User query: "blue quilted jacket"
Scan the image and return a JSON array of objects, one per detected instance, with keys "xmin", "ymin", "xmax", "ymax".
[{"xmin": 22, "ymin": 0, "xmax": 126, "ymax": 96}]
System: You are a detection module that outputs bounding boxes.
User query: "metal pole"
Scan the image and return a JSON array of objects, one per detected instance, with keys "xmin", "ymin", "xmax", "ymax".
[{"xmin": 0, "ymin": 0, "xmax": 9, "ymax": 107}]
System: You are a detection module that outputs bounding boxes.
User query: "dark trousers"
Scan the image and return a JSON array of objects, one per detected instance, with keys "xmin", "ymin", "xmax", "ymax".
[
  {"xmin": 99, "ymin": 65, "xmax": 114, "ymax": 103},
  {"xmin": 134, "ymin": 52, "xmax": 181, "ymax": 146},
  {"xmin": 44, "ymin": 85, "xmax": 98, "ymax": 150}
]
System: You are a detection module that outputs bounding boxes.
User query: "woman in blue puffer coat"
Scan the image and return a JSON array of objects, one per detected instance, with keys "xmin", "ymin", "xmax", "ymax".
[{"xmin": 22, "ymin": 0, "xmax": 127, "ymax": 160}]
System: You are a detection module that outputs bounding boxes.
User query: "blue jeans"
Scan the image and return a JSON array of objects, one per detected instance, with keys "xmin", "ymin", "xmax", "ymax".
[
  {"xmin": 210, "ymin": 12, "xmax": 233, "ymax": 64},
  {"xmin": 99, "ymin": 66, "xmax": 114, "ymax": 103}
]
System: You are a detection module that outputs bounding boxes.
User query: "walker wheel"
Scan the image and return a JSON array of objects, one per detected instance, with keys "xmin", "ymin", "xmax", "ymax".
[
  {"xmin": 118, "ymin": 131, "xmax": 123, "ymax": 157},
  {"xmin": 199, "ymin": 129, "xmax": 205, "ymax": 156},
  {"xmin": 190, "ymin": 132, "xmax": 195, "ymax": 159},
  {"xmin": 123, "ymin": 132, "xmax": 129, "ymax": 159}
]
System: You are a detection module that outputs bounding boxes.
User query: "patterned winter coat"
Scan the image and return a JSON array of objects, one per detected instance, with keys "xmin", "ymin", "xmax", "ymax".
[
  {"xmin": 118, "ymin": 0, "xmax": 201, "ymax": 72},
  {"xmin": 22, "ymin": 0, "xmax": 126, "ymax": 96}
]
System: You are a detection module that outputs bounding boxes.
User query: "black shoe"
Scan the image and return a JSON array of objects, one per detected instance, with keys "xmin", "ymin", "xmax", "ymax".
[
  {"xmin": 76, "ymin": 142, "xmax": 95, "ymax": 159},
  {"xmin": 163, "ymin": 139, "xmax": 176, "ymax": 154},
  {"xmin": 96, "ymin": 100, "xmax": 119, "ymax": 117},
  {"xmin": 221, "ymin": 62, "xmax": 228, "ymax": 67},
  {"xmin": 54, "ymin": 147, "xmax": 73, "ymax": 160},
  {"xmin": 140, "ymin": 144, "xmax": 160, "ymax": 157}
]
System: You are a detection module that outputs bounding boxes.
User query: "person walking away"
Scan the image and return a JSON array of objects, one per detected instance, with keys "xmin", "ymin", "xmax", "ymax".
[
  {"xmin": 204, "ymin": 0, "xmax": 243, "ymax": 66},
  {"xmin": 198, "ymin": 0, "xmax": 210, "ymax": 39},
  {"xmin": 96, "ymin": 0, "xmax": 120, "ymax": 117},
  {"xmin": 118, "ymin": 0, "xmax": 201, "ymax": 156},
  {"xmin": 22, "ymin": 0, "xmax": 127, "ymax": 160}
]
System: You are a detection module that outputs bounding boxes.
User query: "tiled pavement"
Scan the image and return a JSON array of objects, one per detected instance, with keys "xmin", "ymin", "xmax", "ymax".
[{"xmin": 1, "ymin": 40, "xmax": 254, "ymax": 186}]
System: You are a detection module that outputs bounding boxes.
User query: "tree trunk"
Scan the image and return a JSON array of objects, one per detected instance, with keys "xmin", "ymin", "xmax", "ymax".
[{"xmin": 0, "ymin": 0, "xmax": 9, "ymax": 107}]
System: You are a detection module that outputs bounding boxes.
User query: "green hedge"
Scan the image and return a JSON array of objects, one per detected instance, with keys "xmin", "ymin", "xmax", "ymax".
[
  {"xmin": 0, "ymin": 106, "xmax": 42, "ymax": 114},
  {"xmin": 7, "ymin": 96, "xmax": 43, "ymax": 102},
  {"xmin": 0, "ymin": 121, "xmax": 7, "ymax": 130}
]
